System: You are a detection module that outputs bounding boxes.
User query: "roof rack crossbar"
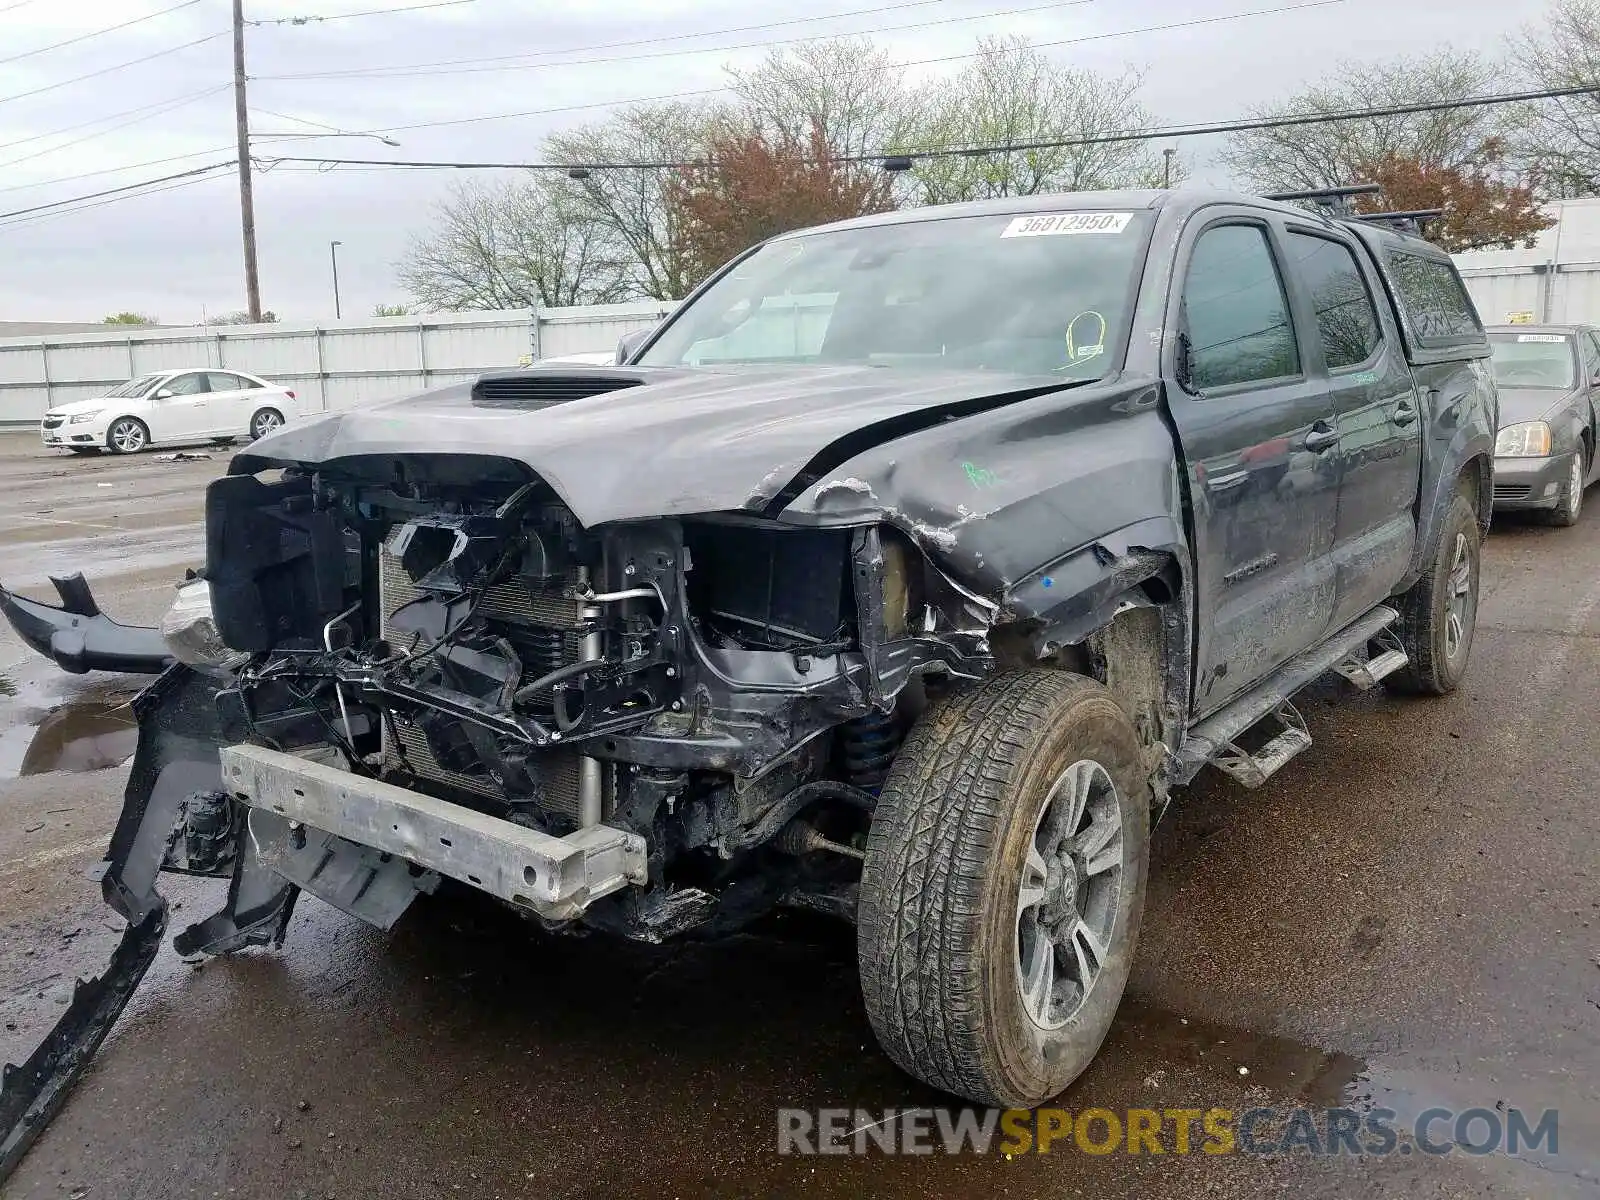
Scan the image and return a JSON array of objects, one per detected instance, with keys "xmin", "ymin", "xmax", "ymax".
[
  {"xmin": 1356, "ymin": 209, "xmax": 1444, "ymax": 236},
  {"xmin": 1262, "ymin": 184, "xmax": 1384, "ymax": 203}
]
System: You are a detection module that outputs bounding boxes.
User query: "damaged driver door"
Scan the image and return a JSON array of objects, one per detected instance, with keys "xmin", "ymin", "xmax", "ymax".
[{"xmin": 1167, "ymin": 215, "xmax": 1340, "ymax": 716}]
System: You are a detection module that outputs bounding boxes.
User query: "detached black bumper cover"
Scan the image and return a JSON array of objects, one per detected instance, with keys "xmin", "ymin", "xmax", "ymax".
[
  {"xmin": 0, "ymin": 573, "xmax": 172, "ymax": 675},
  {"xmin": 0, "ymin": 667, "xmax": 234, "ymax": 1181}
]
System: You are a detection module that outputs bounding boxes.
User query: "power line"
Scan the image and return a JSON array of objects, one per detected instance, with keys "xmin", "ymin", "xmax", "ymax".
[
  {"xmin": 252, "ymin": 0, "xmax": 966, "ymax": 79},
  {"xmin": 0, "ymin": 161, "xmax": 236, "ymax": 222},
  {"xmin": 256, "ymin": 84, "xmax": 1600, "ymax": 174},
  {"xmin": 0, "ymin": 30, "xmax": 229, "ymax": 107},
  {"xmin": 0, "ymin": 146, "xmax": 238, "ymax": 196},
  {"xmin": 250, "ymin": 0, "xmax": 474, "ymax": 25},
  {"xmin": 362, "ymin": 0, "xmax": 1348, "ymax": 135},
  {"xmin": 0, "ymin": 86, "xmax": 228, "ymax": 169},
  {"xmin": 264, "ymin": 0, "xmax": 1097, "ymax": 81},
  {"xmin": 0, "ymin": 169, "xmax": 233, "ymax": 230},
  {"xmin": 0, "ymin": 0, "xmax": 207, "ymax": 67},
  {"xmin": 0, "ymin": 85, "xmax": 226, "ymax": 154},
  {"xmin": 0, "ymin": 0, "xmax": 43, "ymax": 12}
]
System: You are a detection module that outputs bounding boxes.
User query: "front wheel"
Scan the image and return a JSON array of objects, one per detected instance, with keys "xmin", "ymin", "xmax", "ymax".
[
  {"xmin": 106, "ymin": 417, "xmax": 148, "ymax": 454},
  {"xmin": 1386, "ymin": 493, "xmax": 1480, "ymax": 695},
  {"xmin": 857, "ymin": 669, "xmax": 1151, "ymax": 1107},
  {"xmin": 1541, "ymin": 448, "xmax": 1587, "ymax": 527}
]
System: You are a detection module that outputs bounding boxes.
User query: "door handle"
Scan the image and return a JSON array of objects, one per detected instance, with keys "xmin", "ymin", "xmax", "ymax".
[
  {"xmin": 1303, "ymin": 423, "xmax": 1338, "ymax": 452},
  {"xmin": 1391, "ymin": 399, "xmax": 1418, "ymax": 427}
]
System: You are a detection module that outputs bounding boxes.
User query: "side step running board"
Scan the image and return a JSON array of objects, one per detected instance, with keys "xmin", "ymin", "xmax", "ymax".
[
  {"xmin": 1332, "ymin": 625, "xmax": 1409, "ymax": 691},
  {"xmin": 1210, "ymin": 702, "xmax": 1311, "ymax": 789},
  {"xmin": 1175, "ymin": 605, "xmax": 1400, "ymax": 787}
]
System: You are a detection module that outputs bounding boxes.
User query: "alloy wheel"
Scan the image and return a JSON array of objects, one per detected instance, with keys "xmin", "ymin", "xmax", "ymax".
[
  {"xmin": 109, "ymin": 419, "xmax": 145, "ymax": 453},
  {"xmin": 1015, "ymin": 758, "xmax": 1124, "ymax": 1035}
]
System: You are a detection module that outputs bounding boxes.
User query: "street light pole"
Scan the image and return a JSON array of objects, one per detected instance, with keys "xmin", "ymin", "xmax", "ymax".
[{"xmin": 329, "ymin": 240, "xmax": 343, "ymax": 320}]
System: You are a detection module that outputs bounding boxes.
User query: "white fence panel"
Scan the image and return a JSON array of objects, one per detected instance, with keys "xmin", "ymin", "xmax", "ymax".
[
  {"xmin": 537, "ymin": 302, "xmax": 675, "ymax": 359},
  {"xmin": 1460, "ymin": 263, "xmax": 1600, "ymax": 327},
  {"xmin": 0, "ymin": 303, "xmax": 667, "ymax": 427}
]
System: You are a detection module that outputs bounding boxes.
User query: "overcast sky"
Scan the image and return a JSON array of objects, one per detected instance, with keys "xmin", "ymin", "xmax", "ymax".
[{"xmin": 0, "ymin": 0, "xmax": 1560, "ymax": 323}]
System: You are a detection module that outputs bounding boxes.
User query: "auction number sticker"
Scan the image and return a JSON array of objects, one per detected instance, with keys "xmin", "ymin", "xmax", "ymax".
[
  {"xmin": 1517, "ymin": 334, "xmax": 1567, "ymax": 343},
  {"xmin": 1001, "ymin": 212, "xmax": 1133, "ymax": 238}
]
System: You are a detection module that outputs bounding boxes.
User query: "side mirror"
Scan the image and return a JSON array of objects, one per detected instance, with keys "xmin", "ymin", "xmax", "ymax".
[
  {"xmin": 153, "ymin": 387, "xmax": 175, "ymax": 400},
  {"xmin": 616, "ymin": 327, "xmax": 651, "ymax": 365}
]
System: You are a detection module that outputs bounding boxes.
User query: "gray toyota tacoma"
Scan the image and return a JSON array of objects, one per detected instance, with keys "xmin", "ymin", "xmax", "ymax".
[{"xmin": 1, "ymin": 186, "xmax": 1496, "ymax": 1166}]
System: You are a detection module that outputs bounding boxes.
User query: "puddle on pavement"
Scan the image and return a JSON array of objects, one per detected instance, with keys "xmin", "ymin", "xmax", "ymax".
[
  {"xmin": 1111, "ymin": 998, "xmax": 1367, "ymax": 1105},
  {"xmin": 0, "ymin": 665, "xmax": 139, "ymax": 778}
]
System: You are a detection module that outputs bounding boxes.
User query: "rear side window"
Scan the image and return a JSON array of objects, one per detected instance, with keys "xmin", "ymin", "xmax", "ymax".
[
  {"xmin": 1286, "ymin": 232, "xmax": 1381, "ymax": 369},
  {"xmin": 1386, "ymin": 252, "xmax": 1483, "ymax": 348},
  {"xmin": 1183, "ymin": 223, "xmax": 1300, "ymax": 391}
]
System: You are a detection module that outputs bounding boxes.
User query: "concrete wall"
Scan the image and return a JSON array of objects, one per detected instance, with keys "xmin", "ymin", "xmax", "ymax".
[{"xmin": 0, "ymin": 303, "xmax": 674, "ymax": 427}]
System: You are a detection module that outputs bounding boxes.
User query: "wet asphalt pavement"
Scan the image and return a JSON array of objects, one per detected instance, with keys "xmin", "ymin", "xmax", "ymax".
[{"xmin": 0, "ymin": 430, "xmax": 1596, "ymax": 1199}]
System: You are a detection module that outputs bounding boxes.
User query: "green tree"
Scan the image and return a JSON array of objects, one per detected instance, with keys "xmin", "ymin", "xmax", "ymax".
[
  {"xmin": 102, "ymin": 311, "xmax": 156, "ymax": 325},
  {"xmin": 207, "ymin": 310, "xmax": 278, "ymax": 325}
]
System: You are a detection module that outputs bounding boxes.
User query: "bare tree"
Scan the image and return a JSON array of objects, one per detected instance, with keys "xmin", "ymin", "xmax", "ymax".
[
  {"xmin": 1220, "ymin": 51, "xmax": 1515, "ymax": 191},
  {"xmin": 398, "ymin": 175, "xmax": 632, "ymax": 311},
  {"xmin": 725, "ymin": 37, "xmax": 917, "ymax": 161},
  {"xmin": 907, "ymin": 36, "xmax": 1170, "ymax": 204},
  {"xmin": 546, "ymin": 101, "xmax": 719, "ymax": 302},
  {"xmin": 1508, "ymin": 0, "xmax": 1600, "ymax": 197}
]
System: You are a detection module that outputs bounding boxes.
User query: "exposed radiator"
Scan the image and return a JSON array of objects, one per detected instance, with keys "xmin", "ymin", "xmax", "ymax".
[{"xmin": 377, "ymin": 540, "xmax": 584, "ymax": 820}]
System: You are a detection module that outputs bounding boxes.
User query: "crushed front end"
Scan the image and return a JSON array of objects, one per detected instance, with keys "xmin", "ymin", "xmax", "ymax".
[{"xmin": 116, "ymin": 450, "xmax": 993, "ymax": 955}]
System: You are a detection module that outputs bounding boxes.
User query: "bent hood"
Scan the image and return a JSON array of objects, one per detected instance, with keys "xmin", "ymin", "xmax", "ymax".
[
  {"xmin": 1496, "ymin": 386, "xmax": 1577, "ymax": 426},
  {"xmin": 234, "ymin": 364, "xmax": 1072, "ymax": 526}
]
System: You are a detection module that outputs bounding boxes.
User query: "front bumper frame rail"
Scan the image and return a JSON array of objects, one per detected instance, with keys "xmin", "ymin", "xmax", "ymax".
[{"xmin": 219, "ymin": 743, "xmax": 649, "ymax": 921}]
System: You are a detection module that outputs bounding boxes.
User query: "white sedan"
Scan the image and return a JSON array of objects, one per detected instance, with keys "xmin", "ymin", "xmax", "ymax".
[{"xmin": 39, "ymin": 368, "xmax": 301, "ymax": 455}]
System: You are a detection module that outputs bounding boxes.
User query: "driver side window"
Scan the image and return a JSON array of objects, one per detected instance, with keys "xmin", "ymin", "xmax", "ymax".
[
  {"xmin": 1584, "ymin": 332, "xmax": 1600, "ymax": 385},
  {"xmin": 1182, "ymin": 223, "xmax": 1300, "ymax": 392}
]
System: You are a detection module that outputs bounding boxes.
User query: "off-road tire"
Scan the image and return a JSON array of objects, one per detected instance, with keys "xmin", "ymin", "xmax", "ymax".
[
  {"xmin": 857, "ymin": 669, "xmax": 1151, "ymax": 1107},
  {"xmin": 1539, "ymin": 447, "xmax": 1587, "ymax": 528},
  {"xmin": 1386, "ymin": 493, "xmax": 1480, "ymax": 696}
]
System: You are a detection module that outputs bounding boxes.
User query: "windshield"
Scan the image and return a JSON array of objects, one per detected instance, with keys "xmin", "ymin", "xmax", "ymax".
[
  {"xmin": 1489, "ymin": 333, "xmax": 1575, "ymax": 389},
  {"xmin": 638, "ymin": 210, "xmax": 1153, "ymax": 378},
  {"xmin": 104, "ymin": 373, "xmax": 166, "ymax": 398}
]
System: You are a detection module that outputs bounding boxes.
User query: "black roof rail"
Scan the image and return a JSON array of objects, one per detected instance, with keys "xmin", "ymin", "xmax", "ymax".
[
  {"xmin": 1262, "ymin": 183, "xmax": 1382, "ymax": 218},
  {"xmin": 1355, "ymin": 208, "xmax": 1444, "ymax": 236}
]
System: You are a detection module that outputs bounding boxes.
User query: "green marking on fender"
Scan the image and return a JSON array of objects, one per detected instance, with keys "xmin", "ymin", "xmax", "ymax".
[{"xmin": 964, "ymin": 462, "xmax": 1000, "ymax": 489}]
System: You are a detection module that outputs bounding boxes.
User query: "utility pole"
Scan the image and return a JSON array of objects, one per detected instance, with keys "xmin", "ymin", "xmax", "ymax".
[
  {"xmin": 232, "ymin": 0, "xmax": 262, "ymax": 323},
  {"xmin": 329, "ymin": 240, "xmax": 343, "ymax": 319},
  {"xmin": 1163, "ymin": 147, "xmax": 1176, "ymax": 189}
]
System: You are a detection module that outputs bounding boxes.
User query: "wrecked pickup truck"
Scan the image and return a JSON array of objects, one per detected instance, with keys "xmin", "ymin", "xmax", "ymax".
[{"xmin": 1, "ymin": 186, "xmax": 1497, "ymax": 1165}]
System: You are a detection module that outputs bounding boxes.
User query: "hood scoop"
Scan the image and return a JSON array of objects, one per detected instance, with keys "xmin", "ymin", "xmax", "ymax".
[{"xmin": 471, "ymin": 371, "xmax": 642, "ymax": 409}]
